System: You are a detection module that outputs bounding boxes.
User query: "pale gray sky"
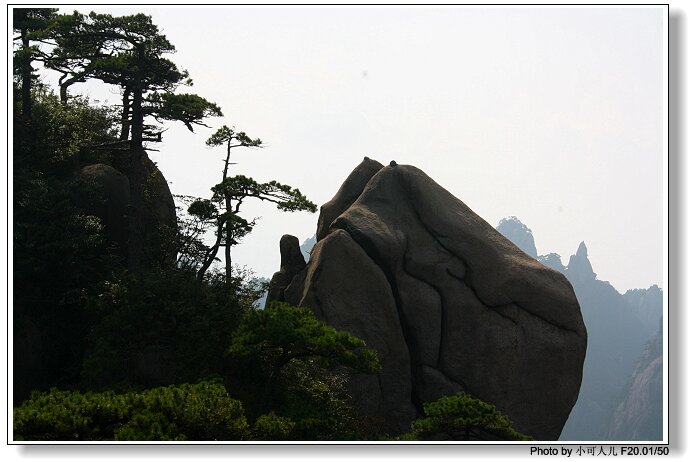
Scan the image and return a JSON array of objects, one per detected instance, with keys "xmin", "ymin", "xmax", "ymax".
[{"xmin": 55, "ymin": 6, "xmax": 665, "ymax": 293}]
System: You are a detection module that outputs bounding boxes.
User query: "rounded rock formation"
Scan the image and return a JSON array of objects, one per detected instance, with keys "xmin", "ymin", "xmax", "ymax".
[
  {"xmin": 78, "ymin": 157, "xmax": 177, "ymax": 265},
  {"xmin": 278, "ymin": 160, "xmax": 587, "ymax": 439}
]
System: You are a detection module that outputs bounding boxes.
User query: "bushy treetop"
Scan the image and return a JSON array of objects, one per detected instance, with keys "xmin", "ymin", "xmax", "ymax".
[
  {"xmin": 407, "ymin": 391, "xmax": 532, "ymax": 441},
  {"xmin": 229, "ymin": 302, "xmax": 380, "ymax": 375}
]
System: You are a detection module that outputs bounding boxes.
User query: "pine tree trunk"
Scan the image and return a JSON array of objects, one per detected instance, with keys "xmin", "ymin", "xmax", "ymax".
[
  {"xmin": 126, "ymin": 44, "xmax": 146, "ymax": 273},
  {"xmin": 20, "ymin": 28, "xmax": 32, "ymax": 120},
  {"xmin": 225, "ymin": 196, "xmax": 232, "ymax": 286},
  {"xmin": 223, "ymin": 140, "xmax": 233, "ymax": 286},
  {"xmin": 120, "ymin": 88, "xmax": 131, "ymax": 141},
  {"xmin": 59, "ymin": 74, "xmax": 83, "ymax": 105}
]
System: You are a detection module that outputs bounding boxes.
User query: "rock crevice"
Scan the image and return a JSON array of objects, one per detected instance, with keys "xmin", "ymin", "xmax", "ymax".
[
  {"xmin": 329, "ymin": 218, "xmax": 424, "ymax": 413},
  {"xmin": 276, "ymin": 160, "xmax": 587, "ymax": 439}
]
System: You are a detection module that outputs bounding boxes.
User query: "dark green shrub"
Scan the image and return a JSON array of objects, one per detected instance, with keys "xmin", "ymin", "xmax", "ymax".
[
  {"xmin": 404, "ymin": 392, "xmax": 532, "ymax": 441},
  {"xmin": 81, "ymin": 267, "xmax": 261, "ymax": 390},
  {"xmin": 14, "ymin": 380, "xmax": 249, "ymax": 441},
  {"xmin": 253, "ymin": 412, "xmax": 295, "ymax": 440}
]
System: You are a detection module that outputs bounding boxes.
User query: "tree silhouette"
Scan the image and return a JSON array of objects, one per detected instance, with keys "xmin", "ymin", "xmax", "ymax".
[
  {"xmin": 12, "ymin": 8, "xmax": 58, "ymax": 120},
  {"xmin": 189, "ymin": 176, "xmax": 316, "ymax": 285},
  {"xmin": 205, "ymin": 125, "xmax": 262, "ymax": 285}
]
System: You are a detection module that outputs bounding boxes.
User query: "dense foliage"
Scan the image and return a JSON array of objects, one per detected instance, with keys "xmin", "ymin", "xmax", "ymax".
[
  {"xmin": 227, "ymin": 302, "xmax": 380, "ymax": 440},
  {"xmin": 229, "ymin": 302, "xmax": 380, "ymax": 380},
  {"xmin": 13, "ymin": 90, "xmax": 121, "ymax": 399},
  {"xmin": 80, "ymin": 267, "xmax": 262, "ymax": 391},
  {"xmin": 14, "ymin": 380, "xmax": 249, "ymax": 441}
]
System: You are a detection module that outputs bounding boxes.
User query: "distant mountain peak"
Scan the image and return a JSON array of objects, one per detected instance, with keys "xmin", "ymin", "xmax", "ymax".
[
  {"xmin": 566, "ymin": 241, "xmax": 596, "ymax": 285},
  {"xmin": 496, "ymin": 216, "xmax": 538, "ymax": 258},
  {"xmin": 577, "ymin": 241, "xmax": 588, "ymax": 258},
  {"xmin": 538, "ymin": 252, "xmax": 565, "ymax": 273},
  {"xmin": 300, "ymin": 235, "xmax": 316, "ymax": 261}
]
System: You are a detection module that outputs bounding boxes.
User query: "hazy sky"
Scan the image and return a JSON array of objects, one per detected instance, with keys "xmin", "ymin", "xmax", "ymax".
[{"xmin": 53, "ymin": 6, "xmax": 665, "ymax": 293}]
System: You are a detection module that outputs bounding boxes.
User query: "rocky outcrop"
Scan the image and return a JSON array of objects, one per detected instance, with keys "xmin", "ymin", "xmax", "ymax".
[
  {"xmin": 275, "ymin": 160, "xmax": 587, "ymax": 439},
  {"xmin": 266, "ymin": 235, "xmax": 306, "ymax": 307}
]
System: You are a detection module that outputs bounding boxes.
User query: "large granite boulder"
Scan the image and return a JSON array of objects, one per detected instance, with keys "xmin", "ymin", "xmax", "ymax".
[{"xmin": 278, "ymin": 159, "xmax": 587, "ymax": 439}]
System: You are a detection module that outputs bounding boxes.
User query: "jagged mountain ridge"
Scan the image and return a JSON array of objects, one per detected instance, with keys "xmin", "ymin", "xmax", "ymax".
[{"xmin": 495, "ymin": 217, "xmax": 663, "ymax": 441}]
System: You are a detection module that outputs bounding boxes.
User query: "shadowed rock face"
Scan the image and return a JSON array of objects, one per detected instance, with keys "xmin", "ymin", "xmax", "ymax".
[
  {"xmin": 278, "ymin": 160, "xmax": 587, "ymax": 439},
  {"xmin": 78, "ymin": 155, "xmax": 177, "ymax": 265},
  {"xmin": 266, "ymin": 235, "xmax": 307, "ymax": 307},
  {"xmin": 142, "ymin": 157, "xmax": 176, "ymax": 235},
  {"xmin": 79, "ymin": 164, "xmax": 130, "ymax": 251}
]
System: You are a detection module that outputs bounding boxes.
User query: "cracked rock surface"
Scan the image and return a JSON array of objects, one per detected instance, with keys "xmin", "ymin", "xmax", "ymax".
[{"xmin": 282, "ymin": 158, "xmax": 587, "ymax": 439}]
